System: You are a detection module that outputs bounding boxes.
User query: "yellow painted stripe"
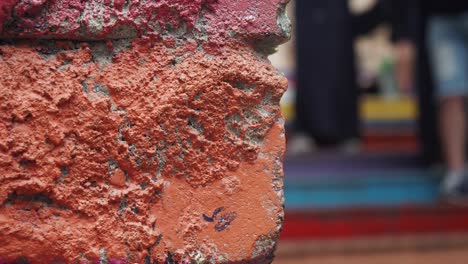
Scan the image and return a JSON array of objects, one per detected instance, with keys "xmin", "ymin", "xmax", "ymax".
[
  {"xmin": 360, "ymin": 96, "xmax": 418, "ymax": 121},
  {"xmin": 281, "ymin": 103, "xmax": 295, "ymax": 121},
  {"xmin": 280, "ymin": 95, "xmax": 417, "ymax": 122}
]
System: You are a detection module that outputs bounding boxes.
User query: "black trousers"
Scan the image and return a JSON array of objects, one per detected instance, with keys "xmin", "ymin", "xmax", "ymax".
[{"xmin": 295, "ymin": 0, "xmax": 359, "ymax": 144}]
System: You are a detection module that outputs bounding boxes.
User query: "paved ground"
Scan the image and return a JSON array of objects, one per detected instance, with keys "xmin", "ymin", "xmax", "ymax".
[{"xmin": 275, "ymin": 234, "xmax": 468, "ymax": 264}]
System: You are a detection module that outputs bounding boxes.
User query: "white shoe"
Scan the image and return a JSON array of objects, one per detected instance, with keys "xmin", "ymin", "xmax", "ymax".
[
  {"xmin": 440, "ymin": 171, "xmax": 468, "ymax": 197},
  {"xmin": 287, "ymin": 133, "xmax": 316, "ymax": 156}
]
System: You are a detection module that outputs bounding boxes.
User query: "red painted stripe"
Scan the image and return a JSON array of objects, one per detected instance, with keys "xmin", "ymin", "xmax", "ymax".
[
  {"xmin": 361, "ymin": 133, "xmax": 419, "ymax": 153},
  {"xmin": 281, "ymin": 205, "xmax": 468, "ymax": 240}
]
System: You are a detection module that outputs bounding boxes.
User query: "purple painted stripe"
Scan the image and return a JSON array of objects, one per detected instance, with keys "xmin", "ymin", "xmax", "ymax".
[{"xmin": 285, "ymin": 152, "xmax": 423, "ymax": 172}]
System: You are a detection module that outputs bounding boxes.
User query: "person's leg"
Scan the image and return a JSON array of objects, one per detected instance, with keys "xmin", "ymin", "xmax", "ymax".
[
  {"xmin": 428, "ymin": 15, "xmax": 468, "ymax": 195},
  {"xmin": 439, "ymin": 96, "xmax": 466, "ymax": 173}
]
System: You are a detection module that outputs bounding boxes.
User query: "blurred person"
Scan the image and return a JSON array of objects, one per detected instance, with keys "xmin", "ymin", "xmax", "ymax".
[
  {"xmin": 291, "ymin": 0, "xmax": 391, "ymax": 154},
  {"xmin": 291, "ymin": 0, "xmax": 359, "ymax": 154},
  {"xmin": 391, "ymin": 0, "xmax": 468, "ymax": 198}
]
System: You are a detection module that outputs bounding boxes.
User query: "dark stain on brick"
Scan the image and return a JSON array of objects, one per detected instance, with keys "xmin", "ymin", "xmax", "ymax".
[
  {"xmin": 132, "ymin": 205, "xmax": 139, "ymax": 214},
  {"xmin": 164, "ymin": 252, "xmax": 175, "ymax": 264},
  {"xmin": 202, "ymin": 206, "xmax": 224, "ymax": 222},
  {"xmin": 202, "ymin": 207, "xmax": 237, "ymax": 232},
  {"xmin": 214, "ymin": 211, "xmax": 237, "ymax": 232},
  {"xmin": 118, "ymin": 196, "xmax": 128, "ymax": 214}
]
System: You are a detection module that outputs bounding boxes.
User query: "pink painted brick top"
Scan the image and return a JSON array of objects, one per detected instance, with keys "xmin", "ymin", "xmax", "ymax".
[{"xmin": 0, "ymin": 0, "xmax": 290, "ymax": 45}]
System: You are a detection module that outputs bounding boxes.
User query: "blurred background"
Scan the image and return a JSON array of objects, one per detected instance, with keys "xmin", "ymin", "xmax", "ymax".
[{"xmin": 271, "ymin": 0, "xmax": 468, "ymax": 263}]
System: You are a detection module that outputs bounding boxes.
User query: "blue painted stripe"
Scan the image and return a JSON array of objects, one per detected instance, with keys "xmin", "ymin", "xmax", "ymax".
[{"xmin": 284, "ymin": 170, "xmax": 441, "ymax": 209}]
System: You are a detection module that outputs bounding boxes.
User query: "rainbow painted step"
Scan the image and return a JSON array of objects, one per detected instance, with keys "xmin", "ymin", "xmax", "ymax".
[
  {"xmin": 284, "ymin": 153, "xmax": 440, "ymax": 209},
  {"xmin": 281, "ymin": 153, "xmax": 468, "ymax": 240}
]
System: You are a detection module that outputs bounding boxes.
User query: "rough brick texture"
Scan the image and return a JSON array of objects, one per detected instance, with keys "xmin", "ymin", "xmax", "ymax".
[{"xmin": 0, "ymin": 1, "xmax": 290, "ymax": 263}]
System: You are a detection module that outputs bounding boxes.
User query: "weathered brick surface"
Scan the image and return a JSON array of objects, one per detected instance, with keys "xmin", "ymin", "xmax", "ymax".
[{"xmin": 0, "ymin": 1, "xmax": 290, "ymax": 263}]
